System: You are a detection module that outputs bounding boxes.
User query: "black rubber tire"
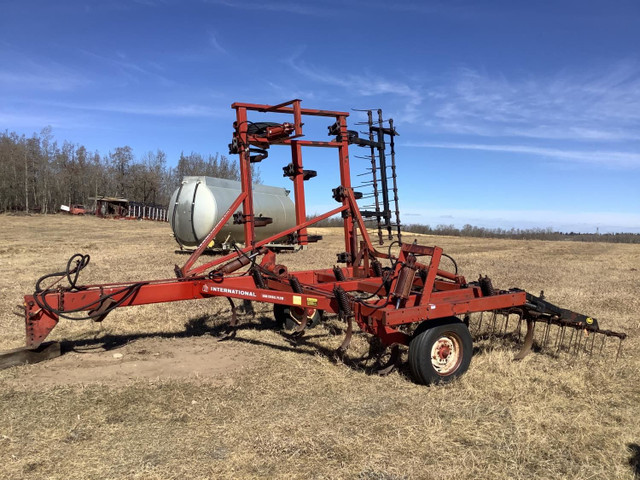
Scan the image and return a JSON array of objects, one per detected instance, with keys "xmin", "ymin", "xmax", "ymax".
[
  {"xmin": 273, "ymin": 304, "xmax": 322, "ymax": 330},
  {"xmin": 408, "ymin": 317, "xmax": 473, "ymax": 385}
]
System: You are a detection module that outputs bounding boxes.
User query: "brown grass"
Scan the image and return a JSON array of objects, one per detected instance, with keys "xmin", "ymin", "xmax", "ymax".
[{"xmin": 1, "ymin": 214, "xmax": 639, "ymax": 479}]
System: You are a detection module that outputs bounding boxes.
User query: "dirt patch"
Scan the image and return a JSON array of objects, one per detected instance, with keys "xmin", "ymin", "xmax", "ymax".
[{"xmin": 6, "ymin": 336, "xmax": 254, "ymax": 387}]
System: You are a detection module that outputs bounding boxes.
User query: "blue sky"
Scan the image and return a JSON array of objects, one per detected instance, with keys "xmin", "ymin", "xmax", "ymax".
[{"xmin": 2, "ymin": 0, "xmax": 639, "ymax": 233}]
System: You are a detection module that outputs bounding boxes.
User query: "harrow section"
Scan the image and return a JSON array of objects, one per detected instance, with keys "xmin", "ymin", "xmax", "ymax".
[{"xmin": 5, "ymin": 99, "xmax": 628, "ymax": 384}]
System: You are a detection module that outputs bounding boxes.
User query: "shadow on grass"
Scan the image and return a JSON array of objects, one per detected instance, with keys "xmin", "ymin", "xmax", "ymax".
[
  {"xmin": 629, "ymin": 443, "xmax": 640, "ymax": 479},
  {"xmin": 61, "ymin": 310, "xmax": 274, "ymax": 352},
  {"xmin": 61, "ymin": 311, "xmax": 411, "ymax": 381},
  {"xmin": 61, "ymin": 310, "xmax": 550, "ymax": 384}
]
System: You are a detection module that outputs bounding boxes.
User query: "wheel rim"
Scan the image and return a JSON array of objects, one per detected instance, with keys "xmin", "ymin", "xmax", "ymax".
[{"xmin": 430, "ymin": 333, "xmax": 462, "ymax": 376}]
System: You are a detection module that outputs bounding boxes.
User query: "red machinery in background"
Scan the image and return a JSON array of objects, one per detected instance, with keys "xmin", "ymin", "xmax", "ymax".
[{"xmin": 8, "ymin": 100, "xmax": 626, "ymax": 384}]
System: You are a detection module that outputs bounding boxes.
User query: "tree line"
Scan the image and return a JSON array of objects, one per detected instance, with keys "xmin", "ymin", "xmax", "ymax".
[{"xmin": 0, "ymin": 128, "xmax": 256, "ymax": 213}]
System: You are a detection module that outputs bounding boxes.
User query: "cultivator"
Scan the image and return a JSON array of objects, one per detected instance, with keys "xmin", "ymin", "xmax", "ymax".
[{"xmin": 4, "ymin": 99, "xmax": 627, "ymax": 383}]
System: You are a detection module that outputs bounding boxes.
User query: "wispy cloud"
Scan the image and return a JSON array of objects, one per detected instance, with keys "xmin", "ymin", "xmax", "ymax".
[
  {"xmin": 428, "ymin": 62, "xmax": 640, "ymax": 142},
  {"xmin": 0, "ymin": 110, "xmax": 95, "ymax": 130},
  {"xmin": 208, "ymin": 31, "xmax": 229, "ymax": 56},
  {"xmin": 204, "ymin": 0, "xmax": 329, "ymax": 16},
  {"xmin": 284, "ymin": 56, "xmax": 640, "ymax": 146},
  {"xmin": 284, "ymin": 54, "xmax": 424, "ymax": 122},
  {"xmin": 43, "ymin": 100, "xmax": 224, "ymax": 118},
  {"xmin": 78, "ymin": 49, "xmax": 174, "ymax": 86},
  {"xmin": 406, "ymin": 141, "xmax": 640, "ymax": 169},
  {"xmin": 133, "ymin": 0, "xmax": 168, "ymax": 6},
  {"xmin": 0, "ymin": 59, "xmax": 88, "ymax": 92}
]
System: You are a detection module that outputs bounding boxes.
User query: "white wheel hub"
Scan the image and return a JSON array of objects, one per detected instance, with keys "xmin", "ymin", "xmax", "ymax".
[{"xmin": 430, "ymin": 335, "xmax": 462, "ymax": 375}]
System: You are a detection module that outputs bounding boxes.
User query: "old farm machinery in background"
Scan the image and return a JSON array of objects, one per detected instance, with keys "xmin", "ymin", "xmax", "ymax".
[{"xmin": 6, "ymin": 99, "xmax": 627, "ymax": 384}]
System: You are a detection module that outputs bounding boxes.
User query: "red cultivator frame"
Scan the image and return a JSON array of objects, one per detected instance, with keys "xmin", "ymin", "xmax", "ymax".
[{"xmin": 10, "ymin": 99, "xmax": 626, "ymax": 384}]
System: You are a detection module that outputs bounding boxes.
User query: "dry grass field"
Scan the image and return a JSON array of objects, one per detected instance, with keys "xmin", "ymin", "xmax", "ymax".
[{"xmin": 1, "ymin": 214, "xmax": 639, "ymax": 479}]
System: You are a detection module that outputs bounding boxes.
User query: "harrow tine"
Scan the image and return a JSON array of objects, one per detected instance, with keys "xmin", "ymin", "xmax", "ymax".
[
  {"xmin": 514, "ymin": 319, "xmax": 535, "ymax": 360},
  {"xmin": 616, "ymin": 337, "xmax": 624, "ymax": 361},
  {"xmin": 565, "ymin": 327, "xmax": 575, "ymax": 353},
  {"xmin": 545, "ymin": 321, "xmax": 554, "ymax": 349},
  {"xmin": 573, "ymin": 328, "xmax": 584, "ymax": 355},
  {"xmin": 477, "ymin": 312, "xmax": 484, "ymax": 334},
  {"xmin": 589, "ymin": 332, "xmax": 596, "ymax": 355},
  {"xmin": 554, "ymin": 324, "xmax": 565, "ymax": 352},
  {"xmin": 489, "ymin": 312, "xmax": 498, "ymax": 338},
  {"xmin": 556, "ymin": 324, "xmax": 567, "ymax": 353},
  {"xmin": 502, "ymin": 313, "xmax": 510, "ymax": 336}
]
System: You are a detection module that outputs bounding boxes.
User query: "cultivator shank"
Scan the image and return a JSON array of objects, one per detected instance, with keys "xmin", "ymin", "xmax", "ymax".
[{"xmin": 5, "ymin": 99, "xmax": 628, "ymax": 384}]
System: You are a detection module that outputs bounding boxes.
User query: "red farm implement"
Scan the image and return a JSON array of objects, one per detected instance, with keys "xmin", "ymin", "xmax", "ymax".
[{"xmin": 6, "ymin": 99, "xmax": 627, "ymax": 384}]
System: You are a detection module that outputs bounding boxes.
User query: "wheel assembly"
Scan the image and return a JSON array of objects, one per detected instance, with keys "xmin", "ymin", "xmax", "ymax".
[{"xmin": 409, "ymin": 318, "xmax": 473, "ymax": 385}]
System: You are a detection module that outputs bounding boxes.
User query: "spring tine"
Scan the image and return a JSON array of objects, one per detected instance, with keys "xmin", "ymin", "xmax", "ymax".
[
  {"xmin": 514, "ymin": 319, "xmax": 535, "ymax": 360},
  {"xmin": 516, "ymin": 315, "xmax": 523, "ymax": 342},
  {"xmin": 293, "ymin": 311, "xmax": 309, "ymax": 335},
  {"xmin": 336, "ymin": 315, "xmax": 353, "ymax": 355},
  {"xmin": 477, "ymin": 312, "xmax": 484, "ymax": 334},
  {"xmin": 219, "ymin": 297, "xmax": 238, "ymax": 340},
  {"xmin": 502, "ymin": 313, "xmax": 510, "ymax": 336}
]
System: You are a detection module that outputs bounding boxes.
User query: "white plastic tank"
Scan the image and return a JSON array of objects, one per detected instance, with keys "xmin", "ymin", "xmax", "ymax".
[{"xmin": 169, "ymin": 176, "xmax": 296, "ymax": 249}]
